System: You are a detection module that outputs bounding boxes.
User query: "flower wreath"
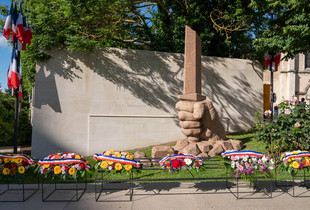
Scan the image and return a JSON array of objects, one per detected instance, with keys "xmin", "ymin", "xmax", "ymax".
[
  {"xmin": 221, "ymin": 150, "xmax": 274, "ymax": 182},
  {"xmin": 280, "ymin": 151, "xmax": 310, "ymax": 175},
  {"xmin": 0, "ymin": 154, "xmax": 34, "ymax": 179},
  {"xmin": 93, "ymin": 150, "xmax": 140, "ymax": 174},
  {"xmin": 37, "ymin": 152, "xmax": 90, "ymax": 180},
  {"xmin": 159, "ymin": 154, "xmax": 203, "ymax": 172}
]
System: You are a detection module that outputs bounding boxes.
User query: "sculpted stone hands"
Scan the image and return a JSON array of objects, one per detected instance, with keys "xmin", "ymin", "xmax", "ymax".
[{"xmin": 176, "ymin": 100, "xmax": 226, "ymax": 142}]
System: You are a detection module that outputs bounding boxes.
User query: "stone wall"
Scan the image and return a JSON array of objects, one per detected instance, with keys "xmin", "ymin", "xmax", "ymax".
[{"xmin": 31, "ymin": 47, "xmax": 263, "ymax": 158}]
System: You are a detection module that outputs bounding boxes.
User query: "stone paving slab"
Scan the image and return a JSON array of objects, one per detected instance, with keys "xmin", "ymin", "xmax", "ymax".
[{"xmin": 0, "ymin": 182, "xmax": 309, "ymax": 210}]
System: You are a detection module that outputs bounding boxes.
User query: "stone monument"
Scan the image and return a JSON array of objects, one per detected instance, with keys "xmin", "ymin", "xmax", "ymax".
[{"xmin": 151, "ymin": 26, "xmax": 243, "ymax": 159}]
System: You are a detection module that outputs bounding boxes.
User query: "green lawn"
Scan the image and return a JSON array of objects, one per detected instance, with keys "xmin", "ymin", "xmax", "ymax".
[
  {"xmin": 227, "ymin": 132, "xmax": 266, "ymax": 153},
  {"xmin": 87, "ymin": 131, "xmax": 267, "ymax": 182},
  {"xmin": 16, "ymin": 131, "xmax": 297, "ymax": 183},
  {"xmin": 127, "ymin": 131, "xmax": 266, "ymax": 157}
]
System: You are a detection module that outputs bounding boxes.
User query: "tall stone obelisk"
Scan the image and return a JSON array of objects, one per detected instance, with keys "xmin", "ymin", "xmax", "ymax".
[
  {"xmin": 175, "ymin": 25, "xmax": 243, "ymax": 154},
  {"xmin": 179, "ymin": 26, "xmax": 206, "ymax": 101}
]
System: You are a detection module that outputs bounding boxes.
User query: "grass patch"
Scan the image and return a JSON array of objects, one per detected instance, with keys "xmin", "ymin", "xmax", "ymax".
[
  {"xmin": 227, "ymin": 132, "xmax": 266, "ymax": 153},
  {"xmin": 126, "ymin": 131, "xmax": 266, "ymax": 158},
  {"xmin": 13, "ymin": 131, "xmax": 297, "ymax": 184}
]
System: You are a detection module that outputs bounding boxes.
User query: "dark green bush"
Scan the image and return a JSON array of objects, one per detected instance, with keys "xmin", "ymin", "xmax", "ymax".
[
  {"xmin": 0, "ymin": 90, "xmax": 32, "ymax": 146},
  {"xmin": 255, "ymin": 97, "xmax": 310, "ymax": 156}
]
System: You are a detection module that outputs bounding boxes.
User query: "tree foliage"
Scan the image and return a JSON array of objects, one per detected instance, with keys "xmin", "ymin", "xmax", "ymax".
[
  {"xmin": 150, "ymin": 0, "xmax": 259, "ymax": 59},
  {"xmin": 1, "ymin": 0, "xmax": 310, "ymax": 91},
  {"xmin": 0, "ymin": 90, "xmax": 32, "ymax": 146},
  {"xmin": 250, "ymin": 0, "xmax": 310, "ymax": 59}
]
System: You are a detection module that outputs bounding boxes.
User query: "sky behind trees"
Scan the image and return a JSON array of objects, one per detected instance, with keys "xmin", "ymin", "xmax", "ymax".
[{"xmin": 0, "ymin": 0, "xmax": 12, "ymax": 92}]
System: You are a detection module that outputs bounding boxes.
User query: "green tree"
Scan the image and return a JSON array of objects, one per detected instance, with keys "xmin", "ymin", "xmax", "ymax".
[
  {"xmin": 250, "ymin": 0, "xmax": 310, "ymax": 59},
  {"xmin": 0, "ymin": 90, "xmax": 14, "ymax": 146},
  {"xmin": 150, "ymin": 0, "xmax": 261, "ymax": 59},
  {"xmin": 0, "ymin": 90, "xmax": 32, "ymax": 146},
  {"xmin": 1, "ymin": 0, "xmax": 156, "ymax": 92},
  {"xmin": 2, "ymin": 0, "xmax": 310, "ymax": 92},
  {"xmin": 2, "ymin": 1, "xmax": 260, "ymax": 93}
]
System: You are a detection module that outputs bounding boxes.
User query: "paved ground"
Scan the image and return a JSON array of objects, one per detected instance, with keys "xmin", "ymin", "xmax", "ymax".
[
  {"xmin": 0, "ymin": 181, "xmax": 309, "ymax": 210},
  {"xmin": 0, "ymin": 146, "xmax": 31, "ymax": 154}
]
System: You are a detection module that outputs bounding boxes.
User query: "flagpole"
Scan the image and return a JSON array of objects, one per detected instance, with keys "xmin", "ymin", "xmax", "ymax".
[
  {"xmin": 5, "ymin": 0, "xmax": 31, "ymax": 154},
  {"xmin": 270, "ymin": 55, "xmax": 274, "ymax": 120},
  {"xmin": 269, "ymin": 11, "xmax": 274, "ymax": 120},
  {"xmin": 13, "ymin": 87, "xmax": 19, "ymax": 154}
]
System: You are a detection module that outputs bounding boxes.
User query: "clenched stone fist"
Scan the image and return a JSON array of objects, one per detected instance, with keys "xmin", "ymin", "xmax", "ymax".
[{"xmin": 176, "ymin": 100, "xmax": 226, "ymax": 142}]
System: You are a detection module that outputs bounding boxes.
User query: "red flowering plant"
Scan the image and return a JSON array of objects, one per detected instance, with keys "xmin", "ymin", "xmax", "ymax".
[
  {"xmin": 0, "ymin": 154, "xmax": 35, "ymax": 181},
  {"xmin": 159, "ymin": 154, "xmax": 204, "ymax": 172},
  {"xmin": 35, "ymin": 152, "xmax": 90, "ymax": 180}
]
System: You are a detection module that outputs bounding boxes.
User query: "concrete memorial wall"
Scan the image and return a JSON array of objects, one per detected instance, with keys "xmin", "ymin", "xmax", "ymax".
[{"xmin": 31, "ymin": 47, "xmax": 263, "ymax": 158}]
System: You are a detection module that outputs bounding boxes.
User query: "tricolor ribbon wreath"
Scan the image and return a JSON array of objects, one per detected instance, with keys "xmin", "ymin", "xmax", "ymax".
[
  {"xmin": 0, "ymin": 154, "xmax": 34, "ymax": 165},
  {"xmin": 221, "ymin": 150, "xmax": 265, "ymax": 158},
  {"xmin": 159, "ymin": 154, "xmax": 203, "ymax": 166},
  {"xmin": 281, "ymin": 151, "xmax": 310, "ymax": 163},
  {"xmin": 93, "ymin": 153, "xmax": 140, "ymax": 167},
  {"xmin": 38, "ymin": 153, "xmax": 90, "ymax": 170}
]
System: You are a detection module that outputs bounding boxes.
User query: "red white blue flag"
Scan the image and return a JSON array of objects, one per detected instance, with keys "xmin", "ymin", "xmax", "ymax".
[
  {"xmin": 11, "ymin": 3, "xmax": 18, "ymax": 42},
  {"xmin": 7, "ymin": 65, "xmax": 12, "ymax": 89},
  {"xmin": 16, "ymin": 2, "xmax": 25, "ymax": 44},
  {"xmin": 5, "ymin": 1, "xmax": 32, "ymax": 94},
  {"xmin": 19, "ymin": 79, "xmax": 22, "ymax": 99},
  {"xmin": 8, "ymin": 49, "xmax": 20, "ymax": 89},
  {"xmin": 264, "ymin": 52, "xmax": 281, "ymax": 72},
  {"xmin": 2, "ymin": 2, "xmax": 13, "ymax": 40}
]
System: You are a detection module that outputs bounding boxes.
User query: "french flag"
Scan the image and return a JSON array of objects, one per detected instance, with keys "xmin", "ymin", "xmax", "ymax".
[
  {"xmin": 10, "ymin": 49, "xmax": 21, "ymax": 89},
  {"xmin": 264, "ymin": 52, "xmax": 281, "ymax": 72},
  {"xmin": 19, "ymin": 80, "xmax": 23, "ymax": 99},
  {"xmin": 3, "ymin": 2, "xmax": 13, "ymax": 40},
  {"xmin": 7, "ymin": 65, "xmax": 12, "ymax": 89},
  {"xmin": 11, "ymin": 3, "xmax": 18, "ymax": 42},
  {"xmin": 16, "ymin": 36, "xmax": 24, "ymax": 51},
  {"xmin": 7, "ymin": 54, "xmax": 13, "ymax": 89},
  {"xmin": 16, "ymin": 3, "xmax": 25, "ymax": 44}
]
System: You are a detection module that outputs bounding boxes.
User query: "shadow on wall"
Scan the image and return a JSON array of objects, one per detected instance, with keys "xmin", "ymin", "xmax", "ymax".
[
  {"xmin": 36, "ymin": 48, "xmax": 263, "ymax": 130},
  {"xmin": 31, "ymin": 128, "xmax": 70, "ymax": 158},
  {"xmin": 201, "ymin": 57, "xmax": 263, "ymax": 131},
  {"xmin": 33, "ymin": 66, "xmax": 62, "ymax": 113},
  {"xmin": 84, "ymin": 48, "xmax": 184, "ymax": 113}
]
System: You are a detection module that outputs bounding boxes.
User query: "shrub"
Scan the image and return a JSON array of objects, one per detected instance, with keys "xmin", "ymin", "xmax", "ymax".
[
  {"xmin": 254, "ymin": 97, "xmax": 310, "ymax": 157},
  {"xmin": 0, "ymin": 91, "xmax": 32, "ymax": 147}
]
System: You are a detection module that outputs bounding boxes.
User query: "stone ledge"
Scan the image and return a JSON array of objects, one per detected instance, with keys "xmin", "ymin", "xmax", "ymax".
[{"xmin": 178, "ymin": 93, "xmax": 206, "ymax": 101}]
